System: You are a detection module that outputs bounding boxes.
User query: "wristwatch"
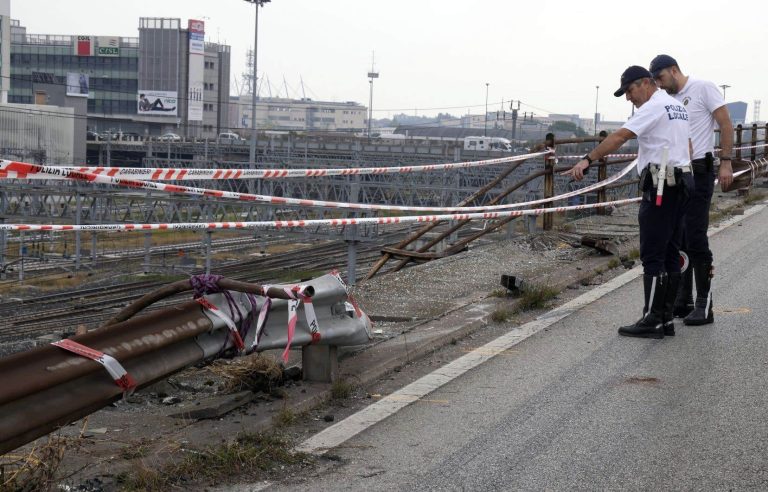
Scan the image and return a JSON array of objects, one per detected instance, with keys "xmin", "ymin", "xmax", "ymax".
[{"xmin": 582, "ymin": 154, "xmax": 594, "ymax": 165}]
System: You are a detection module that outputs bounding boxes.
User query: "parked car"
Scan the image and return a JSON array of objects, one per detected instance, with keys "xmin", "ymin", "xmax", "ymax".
[
  {"xmin": 159, "ymin": 133, "xmax": 182, "ymax": 142},
  {"xmin": 217, "ymin": 132, "xmax": 243, "ymax": 144}
]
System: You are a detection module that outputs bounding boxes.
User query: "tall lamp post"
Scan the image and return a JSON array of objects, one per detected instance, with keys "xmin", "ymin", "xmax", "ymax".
[
  {"xmin": 719, "ymin": 84, "xmax": 731, "ymax": 100},
  {"xmin": 594, "ymin": 85, "xmax": 600, "ymax": 135},
  {"xmin": 484, "ymin": 82, "xmax": 489, "ymax": 136},
  {"xmin": 367, "ymin": 57, "xmax": 379, "ymax": 138},
  {"xmin": 244, "ymin": 0, "xmax": 270, "ymax": 165}
]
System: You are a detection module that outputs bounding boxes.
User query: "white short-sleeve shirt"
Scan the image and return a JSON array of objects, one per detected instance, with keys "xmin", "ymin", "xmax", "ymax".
[
  {"xmin": 622, "ymin": 89, "xmax": 691, "ymax": 174},
  {"xmin": 673, "ymin": 77, "xmax": 725, "ymax": 160}
]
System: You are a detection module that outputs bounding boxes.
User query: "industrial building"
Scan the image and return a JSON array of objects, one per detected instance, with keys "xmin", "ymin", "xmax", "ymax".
[
  {"xmin": 229, "ymin": 94, "xmax": 366, "ymax": 133},
  {"xmin": 7, "ymin": 16, "xmax": 230, "ymax": 140}
]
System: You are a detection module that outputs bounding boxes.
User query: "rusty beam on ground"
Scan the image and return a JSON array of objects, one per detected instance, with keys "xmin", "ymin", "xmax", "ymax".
[
  {"xmin": 387, "ymin": 169, "xmax": 550, "ymax": 274},
  {"xmin": 364, "ymin": 158, "xmax": 527, "ymax": 280}
]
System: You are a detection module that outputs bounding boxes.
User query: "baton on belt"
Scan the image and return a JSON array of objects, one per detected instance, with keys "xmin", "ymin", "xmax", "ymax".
[{"xmin": 655, "ymin": 146, "xmax": 669, "ymax": 207}]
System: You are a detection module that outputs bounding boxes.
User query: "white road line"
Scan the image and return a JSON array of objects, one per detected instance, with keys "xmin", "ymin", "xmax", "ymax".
[{"xmin": 295, "ymin": 201, "xmax": 767, "ymax": 456}]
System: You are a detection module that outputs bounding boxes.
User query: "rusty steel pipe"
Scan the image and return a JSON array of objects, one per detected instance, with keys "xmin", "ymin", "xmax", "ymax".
[
  {"xmin": 0, "ymin": 301, "xmax": 212, "ymax": 408},
  {"xmin": 105, "ymin": 278, "xmax": 311, "ymax": 327}
]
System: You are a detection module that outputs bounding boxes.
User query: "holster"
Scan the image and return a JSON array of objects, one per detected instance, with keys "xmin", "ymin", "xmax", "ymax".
[{"xmin": 691, "ymin": 152, "xmax": 714, "ymax": 174}]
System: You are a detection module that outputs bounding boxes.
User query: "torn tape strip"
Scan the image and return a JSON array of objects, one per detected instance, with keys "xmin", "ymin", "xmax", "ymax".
[
  {"xmin": 196, "ymin": 297, "xmax": 245, "ymax": 352},
  {"xmin": 52, "ymin": 339, "xmax": 136, "ymax": 393}
]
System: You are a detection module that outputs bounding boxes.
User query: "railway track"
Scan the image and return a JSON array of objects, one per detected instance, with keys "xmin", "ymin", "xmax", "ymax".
[{"xmin": 0, "ymin": 232, "xmax": 399, "ymax": 343}]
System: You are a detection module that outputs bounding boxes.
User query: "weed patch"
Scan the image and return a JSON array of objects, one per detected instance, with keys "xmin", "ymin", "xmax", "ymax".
[
  {"xmin": 116, "ymin": 432, "xmax": 309, "ymax": 491},
  {"xmin": 514, "ymin": 283, "xmax": 559, "ymax": 313},
  {"xmin": 491, "ymin": 308, "xmax": 513, "ymax": 323},
  {"xmin": 0, "ymin": 435, "xmax": 70, "ymax": 492},
  {"xmin": 330, "ymin": 380, "xmax": 353, "ymax": 400}
]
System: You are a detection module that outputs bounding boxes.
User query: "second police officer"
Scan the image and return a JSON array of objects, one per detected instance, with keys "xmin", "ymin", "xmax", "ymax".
[
  {"xmin": 563, "ymin": 65, "xmax": 692, "ymax": 339},
  {"xmin": 649, "ymin": 54, "xmax": 734, "ymax": 326}
]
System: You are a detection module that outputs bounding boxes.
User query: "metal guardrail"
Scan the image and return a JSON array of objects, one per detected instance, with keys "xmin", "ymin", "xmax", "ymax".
[{"xmin": 0, "ymin": 273, "xmax": 370, "ymax": 455}]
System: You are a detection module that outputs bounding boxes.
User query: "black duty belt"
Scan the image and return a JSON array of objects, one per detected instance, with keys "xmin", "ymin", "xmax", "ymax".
[{"xmin": 691, "ymin": 152, "xmax": 714, "ymax": 173}]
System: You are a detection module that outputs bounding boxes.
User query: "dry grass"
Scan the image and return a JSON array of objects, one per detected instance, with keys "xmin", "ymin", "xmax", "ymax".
[
  {"xmin": 489, "ymin": 288, "xmax": 509, "ymax": 298},
  {"xmin": 0, "ymin": 435, "xmax": 71, "ymax": 492},
  {"xmin": 513, "ymin": 283, "xmax": 559, "ymax": 314},
  {"xmin": 272, "ymin": 407, "xmax": 297, "ymax": 427},
  {"xmin": 116, "ymin": 432, "xmax": 308, "ymax": 491},
  {"xmin": 206, "ymin": 353, "xmax": 284, "ymax": 393},
  {"xmin": 743, "ymin": 190, "xmax": 766, "ymax": 205},
  {"xmin": 276, "ymin": 269, "xmax": 326, "ymax": 283},
  {"xmin": 330, "ymin": 380, "xmax": 353, "ymax": 400},
  {"xmin": 0, "ymin": 272, "xmax": 92, "ymax": 295},
  {"xmin": 491, "ymin": 308, "xmax": 513, "ymax": 323}
]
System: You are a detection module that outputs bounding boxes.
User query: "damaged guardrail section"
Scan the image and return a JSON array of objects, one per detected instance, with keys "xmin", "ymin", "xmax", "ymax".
[{"xmin": 0, "ymin": 273, "xmax": 371, "ymax": 455}]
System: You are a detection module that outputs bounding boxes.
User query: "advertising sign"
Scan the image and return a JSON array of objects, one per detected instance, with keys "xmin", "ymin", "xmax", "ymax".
[
  {"xmin": 74, "ymin": 35, "xmax": 94, "ymax": 56},
  {"xmin": 66, "ymin": 73, "xmax": 89, "ymax": 97},
  {"xmin": 137, "ymin": 90, "xmax": 178, "ymax": 116},
  {"xmin": 97, "ymin": 36, "xmax": 120, "ymax": 57},
  {"xmin": 187, "ymin": 19, "xmax": 205, "ymax": 122}
]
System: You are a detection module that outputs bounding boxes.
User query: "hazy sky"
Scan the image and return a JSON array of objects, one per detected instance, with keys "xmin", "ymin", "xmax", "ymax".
[{"xmin": 11, "ymin": 0, "xmax": 768, "ymax": 123}]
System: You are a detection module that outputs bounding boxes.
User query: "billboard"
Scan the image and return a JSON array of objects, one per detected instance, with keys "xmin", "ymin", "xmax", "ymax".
[
  {"xmin": 66, "ymin": 73, "xmax": 89, "ymax": 98},
  {"xmin": 137, "ymin": 90, "xmax": 178, "ymax": 116},
  {"xmin": 97, "ymin": 36, "xmax": 120, "ymax": 57},
  {"xmin": 187, "ymin": 19, "xmax": 205, "ymax": 122},
  {"xmin": 74, "ymin": 35, "xmax": 94, "ymax": 56}
]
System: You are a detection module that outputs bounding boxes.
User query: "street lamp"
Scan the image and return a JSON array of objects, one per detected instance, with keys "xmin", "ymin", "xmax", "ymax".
[
  {"xmin": 719, "ymin": 84, "xmax": 731, "ymax": 100},
  {"xmin": 594, "ymin": 85, "xmax": 600, "ymax": 135},
  {"xmin": 367, "ymin": 54, "xmax": 379, "ymax": 138},
  {"xmin": 484, "ymin": 82, "xmax": 489, "ymax": 136},
  {"xmin": 244, "ymin": 0, "xmax": 271, "ymax": 165}
]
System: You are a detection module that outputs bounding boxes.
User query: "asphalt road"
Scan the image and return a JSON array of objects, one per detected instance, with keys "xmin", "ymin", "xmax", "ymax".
[{"xmin": 273, "ymin": 204, "xmax": 768, "ymax": 491}]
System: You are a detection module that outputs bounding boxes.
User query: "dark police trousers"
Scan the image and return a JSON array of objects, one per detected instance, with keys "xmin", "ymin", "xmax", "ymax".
[
  {"xmin": 681, "ymin": 154, "xmax": 715, "ymax": 264},
  {"xmin": 638, "ymin": 166, "xmax": 693, "ymax": 275}
]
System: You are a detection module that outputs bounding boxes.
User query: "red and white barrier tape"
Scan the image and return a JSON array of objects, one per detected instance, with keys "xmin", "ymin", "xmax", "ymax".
[
  {"xmin": 52, "ymin": 339, "xmax": 137, "ymax": 395},
  {"xmin": 196, "ymin": 297, "xmax": 245, "ymax": 353},
  {"xmin": 259, "ymin": 284, "xmax": 317, "ymax": 362},
  {"xmin": 250, "ymin": 297, "xmax": 272, "ymax": 352},
  {"xmin": 0, "ymin": 151, "xmax": 547, "ymax": 181},
  {"xmin": 0, "ymin": 196, "xmax": 644, "ymax": 232},
  {"xmin": 0, "ymin": 159, "xmax": 635, "ymax": 213},
  {"xmin": 330, "ymin": 269, "xmax": 364, "ymax": 319},
  {"xmin": 559, "ymin": 153, "xmax": 638, "ymax": 160},
  {"xmin": 559, "ymin": 143, "xmax": 768, "ymax": 160}
]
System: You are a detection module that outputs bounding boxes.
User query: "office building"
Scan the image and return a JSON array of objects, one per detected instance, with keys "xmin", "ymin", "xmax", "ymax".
[
  {"xmin": 229, "ymin": 95, "xmax": 366, "ymax": 133},
  {"xmin": 8, "ymin": 16, "xmax": 230, "ymax": 139},
  {"xmin": 0, "ymin": 0, "xmax": 10, "ymax": 104}
]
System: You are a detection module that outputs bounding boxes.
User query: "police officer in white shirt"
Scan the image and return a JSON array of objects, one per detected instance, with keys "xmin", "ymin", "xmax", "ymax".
[
  {"xmin": 650, "ymin": 54, "xmax": 733, "ymax": 326},
  {"xmin": 563, "ymin": 65, "xmax": 693, "ymax": 339}
]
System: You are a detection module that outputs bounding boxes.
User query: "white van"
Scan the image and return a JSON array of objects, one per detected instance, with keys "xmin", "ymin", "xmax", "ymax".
[
  {"xmin": 217, "ymin": 132, "xmax": 243, "ymax": 144},
  {"xmin": 464, "ymin": 136, "xmax": 512, "ymax": 152}
]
